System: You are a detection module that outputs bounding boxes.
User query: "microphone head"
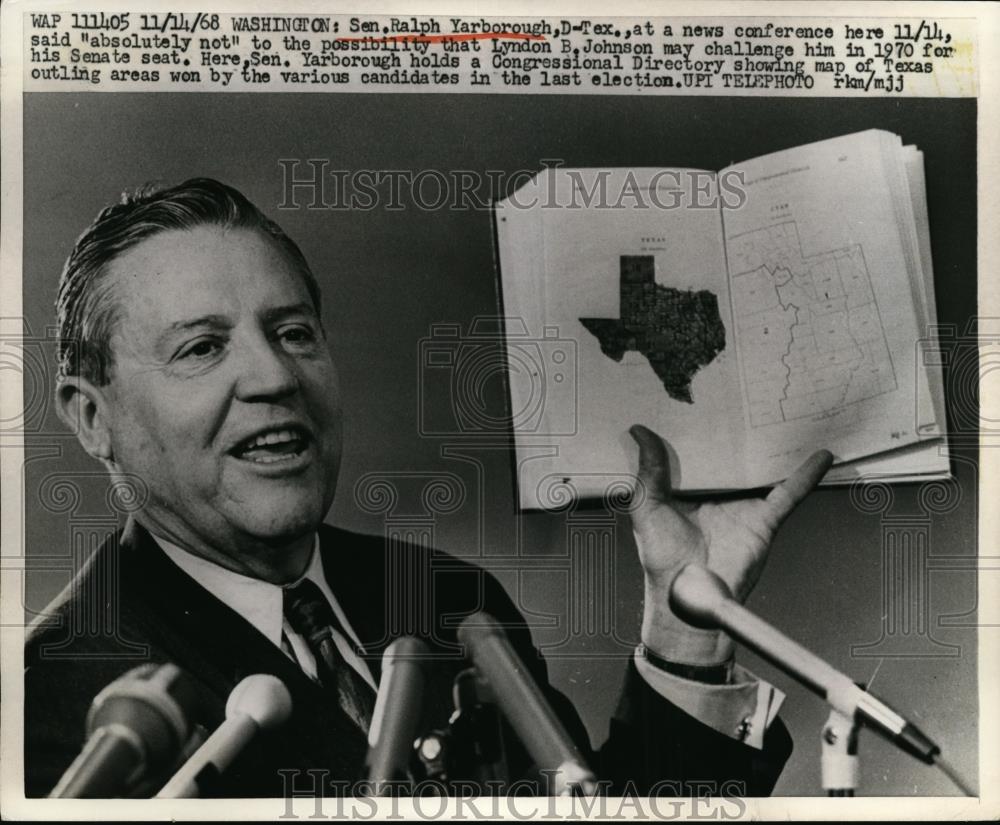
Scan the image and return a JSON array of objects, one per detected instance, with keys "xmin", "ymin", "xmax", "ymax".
[
  {"xmin": 384, "ymin": 636, "xmax": 431, "ymax": 663},
  {"xmin": 668, "ymin": 564, "xmax": 732, "ymax": 629},
  {"xmin": 226, "ymin": 674, "xmax": 293, "ymax": 731},
  {"xmin": 86, "ymin": 663, "xmax": 203, "ymax": 770},
  {"xmin": 456, "ymin": 612, "xmax": 503, "ymax": 648}
]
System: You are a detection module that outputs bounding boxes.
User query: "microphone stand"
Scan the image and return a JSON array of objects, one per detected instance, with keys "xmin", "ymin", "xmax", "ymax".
[
  {"xmin": 821, "ymin": 707, "xmax": 859, "ymax": 796},
  {"xmin": 411, "ymin": 668, "xmax": 509, "ymax": 793},
  {"xmin": 448, "ymin": 669, "xmax": 508, "ymax": 786}
]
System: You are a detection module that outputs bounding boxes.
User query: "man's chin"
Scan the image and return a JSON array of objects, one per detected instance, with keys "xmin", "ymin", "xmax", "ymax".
[
  {"xmin": 221, "ymin": 486, "xmax": 327, "ymax": 542},
  {"xmin": 241, "ymin": 506, "xmax": 327, "ymax": 545},
  {"xmin": 208, "ymin": 469, "xmax": 336, "ymax": 551}
]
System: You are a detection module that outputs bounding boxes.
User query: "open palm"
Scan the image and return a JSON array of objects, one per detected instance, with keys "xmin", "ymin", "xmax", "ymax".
[{"xmin": 629, "ymin": 425, "xmax": 832, "ymax": 659}]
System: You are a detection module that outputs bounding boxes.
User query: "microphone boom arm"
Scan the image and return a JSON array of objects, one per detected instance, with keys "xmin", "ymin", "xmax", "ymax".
[{"xmin": 669, "ymin": 564, "xmax": 939, "ymax": 764}]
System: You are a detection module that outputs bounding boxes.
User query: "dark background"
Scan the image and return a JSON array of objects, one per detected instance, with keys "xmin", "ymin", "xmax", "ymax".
[{"xmin": 20, "ymin": 93, "xmax": 978, "ymax": 795}]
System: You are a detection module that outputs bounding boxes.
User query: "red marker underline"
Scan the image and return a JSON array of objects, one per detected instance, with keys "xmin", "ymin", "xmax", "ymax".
[{"xmin": 335, "ymin": 32, "xmax": 546, "ymax": 45}]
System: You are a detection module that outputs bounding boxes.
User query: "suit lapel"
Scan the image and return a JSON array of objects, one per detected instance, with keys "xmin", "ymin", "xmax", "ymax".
[
  {"xmin": 317, "ymin": 525, "xmax": 390, "ymax": 685},
  {"xmin": 117, "ymin": 521, "xmax": 370, "ymax": 784},
  {"xmin": 316, "ymin": 526, "xmax": 469, "ymax": 737}
]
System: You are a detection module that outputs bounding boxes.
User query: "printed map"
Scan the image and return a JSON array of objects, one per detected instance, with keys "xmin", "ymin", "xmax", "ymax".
[
  {"xmin": 727, "ymin": 222, "xmax": 897, "ymax": 427},
  {"xmin": 580, "ymin": 255, "xmax": 726, "ymax": 404}
]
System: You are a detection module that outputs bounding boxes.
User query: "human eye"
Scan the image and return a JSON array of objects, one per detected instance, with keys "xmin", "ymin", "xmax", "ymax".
[
  {"xmin": 276, "ymin": 323, "xmax": 318, "ymax": 348},
  {"xmin": 177, "ymin": 337, "xmax": 224, "ymax": 361}
]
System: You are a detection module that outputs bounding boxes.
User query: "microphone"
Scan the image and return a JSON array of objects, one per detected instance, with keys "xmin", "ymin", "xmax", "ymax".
[
  {"xmin": 50, "ymin": 663, "xmax": 202, "ymax": 798},
  {"xmin": 364, "ymin": 637, "xmax": 430, "ymax": 792},
  {"xmin": 457, "ymin": 612, "xmax": 596, "ymax": 796},
  {"xmin": 668, "ymin": 564, "xmax": 940, "ymax": 764},
  {"xmin": 449, "ymin": 668, "xmax": 508, "ymax": 784},
  {"xmin": 156, "ymin": 673, "xmax": 292, "ymax": 798}
]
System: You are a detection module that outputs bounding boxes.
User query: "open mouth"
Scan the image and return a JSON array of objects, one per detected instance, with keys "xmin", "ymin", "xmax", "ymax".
[{"xmin": 232, "ymin": 426, "xmax": 311, "ymax": 464}]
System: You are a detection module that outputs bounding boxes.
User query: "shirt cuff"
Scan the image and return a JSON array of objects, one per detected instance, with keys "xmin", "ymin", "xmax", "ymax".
[{"xmin": 633, "ymin": 647, "xmax": 785, "ymax": 749}]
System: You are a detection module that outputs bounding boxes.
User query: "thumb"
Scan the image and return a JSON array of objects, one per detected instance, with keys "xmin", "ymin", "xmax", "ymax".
[
  {"xmin": 628, "ymin": 424, "xmax": 672, "ymax": 503},
  {"xmin": 762, "ymin": 448, "xmax": 835, "ymax": 529}
]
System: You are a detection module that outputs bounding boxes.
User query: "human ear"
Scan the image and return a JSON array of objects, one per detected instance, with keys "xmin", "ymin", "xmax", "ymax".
[{"xmin": 55, "ymin": 376, "xmax": 114, "ymax": 463}]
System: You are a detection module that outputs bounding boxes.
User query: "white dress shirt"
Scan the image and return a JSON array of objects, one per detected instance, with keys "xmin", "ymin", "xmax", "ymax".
[
  {"xmin": 156, "ymin": 535, "xmax": 376, "ymax": 690},
  {"xmin": 155, "ymin": 533, "xmax": 781, "ymax": 748},
  {"xmin": 634, "ymin": 652, "xmax": 784, "ymax": 750}
]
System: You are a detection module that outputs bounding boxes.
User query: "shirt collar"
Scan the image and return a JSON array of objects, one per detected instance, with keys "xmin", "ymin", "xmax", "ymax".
[{"xmin": 154, "ymin": 534, "xmax": 325, "ymax": 649}]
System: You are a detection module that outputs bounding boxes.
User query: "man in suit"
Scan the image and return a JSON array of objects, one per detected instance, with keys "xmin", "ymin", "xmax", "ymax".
[{"xmin": 25, "ymin": 178, "xmax": 832, "ymax": 798}]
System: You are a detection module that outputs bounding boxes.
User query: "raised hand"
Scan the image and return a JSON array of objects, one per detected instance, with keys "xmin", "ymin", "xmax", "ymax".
[{"xmin": 628, "ymin": 424, "xmax": 833, "ymax": 664}]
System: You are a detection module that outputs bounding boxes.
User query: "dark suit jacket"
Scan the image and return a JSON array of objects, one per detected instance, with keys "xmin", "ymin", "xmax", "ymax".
[{"xmin": 24, "ymin": 521, "xmax": 791, "ymax": 797}]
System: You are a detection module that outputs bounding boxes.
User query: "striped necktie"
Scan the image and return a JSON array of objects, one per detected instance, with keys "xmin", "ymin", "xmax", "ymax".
[{"xmin": 283, "ymin": 579, "xmax": 375, "ymax": 733}]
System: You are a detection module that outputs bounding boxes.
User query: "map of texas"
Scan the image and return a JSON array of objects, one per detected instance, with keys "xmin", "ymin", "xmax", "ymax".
[{"xmin": 579, "ymin": 255, "xmax": 726, "ymax": 403}]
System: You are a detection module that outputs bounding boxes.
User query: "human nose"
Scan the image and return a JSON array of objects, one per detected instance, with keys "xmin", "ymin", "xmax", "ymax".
[{"xmin": 233, "ymin": 335, "xmax": 298, "ymax": 401}]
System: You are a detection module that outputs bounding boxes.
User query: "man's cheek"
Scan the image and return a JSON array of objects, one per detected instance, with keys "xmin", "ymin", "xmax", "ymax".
[{"xmin": 303, "ymin": 360, "xmax": 340, "ymax": 398}]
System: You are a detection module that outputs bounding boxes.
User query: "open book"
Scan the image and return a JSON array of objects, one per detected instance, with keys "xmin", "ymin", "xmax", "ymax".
[{"xmin": 495, "ymin": 130, "xmax": 949, "ymax": 510}]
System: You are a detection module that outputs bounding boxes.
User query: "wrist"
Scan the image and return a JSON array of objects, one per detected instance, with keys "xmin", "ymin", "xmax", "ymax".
[
  {"xmin": 642, "ymin": 577, "xmax": 735, "ymax": 665},
  {"xmin": 637, "ymin": 643, "xmax": 734, "ymax": 685}
]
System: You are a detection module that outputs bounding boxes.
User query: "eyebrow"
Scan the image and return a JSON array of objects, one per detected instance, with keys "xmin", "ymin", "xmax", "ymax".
[
  {"xmin": 260, "ymin": 302, "xmax": 319, "ymax": 325},
  {"xmin": 161, "ymin": 304, "xmax": 316, "ymax": 335},
  {"xmin": 152, "ymin": 314, "xmax": 231, "ymax": 355},
  {"xmin": 154, "ymin": 303, "xmax": 320, "ymax": 351},
  {"xmin": 163, "ymin": 314, "xmax": 232, "ymax": 334}
]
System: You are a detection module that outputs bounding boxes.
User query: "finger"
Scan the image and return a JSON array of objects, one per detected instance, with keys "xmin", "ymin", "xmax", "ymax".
[
  {"xmin": 628, "ymin": 424, "xmax": 672, "ymax": 502},
  {"xmin": 764, "ymin": 449, "xmax": 834, "ymax": 526}
]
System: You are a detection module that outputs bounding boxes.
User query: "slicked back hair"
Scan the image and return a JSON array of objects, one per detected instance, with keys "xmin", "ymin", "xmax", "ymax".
[{"xmin": 56, "ymin": 178, "xmax": 321, "ymax": 385}]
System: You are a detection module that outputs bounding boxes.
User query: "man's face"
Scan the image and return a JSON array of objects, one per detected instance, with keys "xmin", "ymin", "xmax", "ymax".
[{"xmin": 98, "ymin": 226, "xmax": 342, "ymax": 561}]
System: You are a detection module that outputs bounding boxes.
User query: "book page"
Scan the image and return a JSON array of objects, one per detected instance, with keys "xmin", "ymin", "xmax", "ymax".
[
  {"xmin": 903, "ymin": 146, "xmax": 950, "ymax": 441},
  {"xmin": 824, "ymin": 146, "xmax": 950, "ymax": 484},
  {"xmin": 721, "ymin": 130, "xmax": 935, "ymax": 486},
  {"xmin": 499, "ymin": 168, "xmax": 746, "ymax": 508}
]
